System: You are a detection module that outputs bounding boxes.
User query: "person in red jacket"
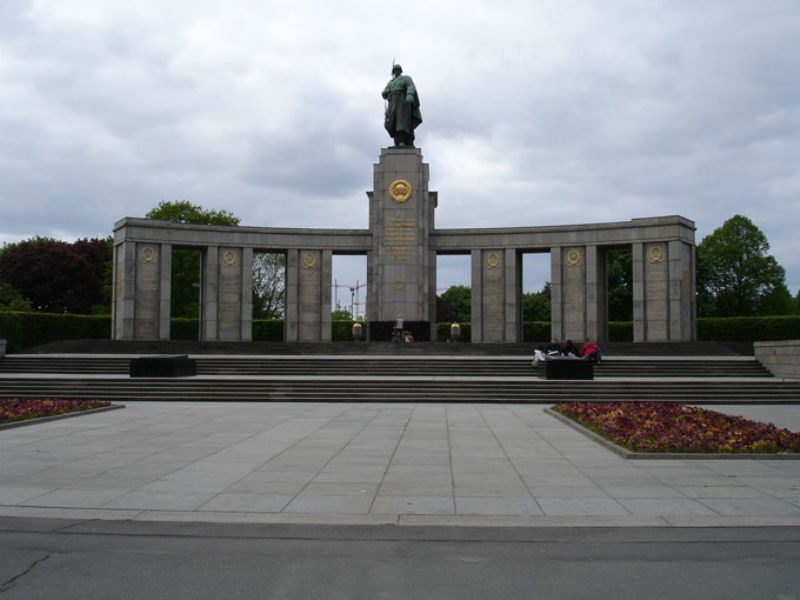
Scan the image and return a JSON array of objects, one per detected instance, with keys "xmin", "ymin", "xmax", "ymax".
[{"xmin": 581, "ymin": 340, "xmax": 601, "ymax": 362}]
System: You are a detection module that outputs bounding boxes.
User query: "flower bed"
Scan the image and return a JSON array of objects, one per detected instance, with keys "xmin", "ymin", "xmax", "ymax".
[
  {"xmin": 552, "ymin": 402, "xmax": 800, "ymax": 454},
  {"xmin": 0, "ymin": 398, "xmax": 112, "ymax": 425}
]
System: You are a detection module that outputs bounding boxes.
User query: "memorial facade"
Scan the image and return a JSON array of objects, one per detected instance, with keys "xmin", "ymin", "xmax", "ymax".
[{"xmin": 112, "ymin": 147, "xmax": 696, "ymax": 343}]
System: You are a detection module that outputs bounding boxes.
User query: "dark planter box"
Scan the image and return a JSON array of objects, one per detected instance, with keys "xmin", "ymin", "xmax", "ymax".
[
  {"xmin": 130, "ymin": 355, "xmax": 197, "ymax": 377},
  {"xmin": 545, "ymin": 358, "xmax": 594, "ymax": 380}
]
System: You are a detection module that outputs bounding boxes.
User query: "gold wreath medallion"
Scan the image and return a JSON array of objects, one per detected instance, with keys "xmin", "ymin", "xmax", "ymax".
[
  {"xmin": 648, "ymin": 245, "xmax": 664, "ymax": 263},
  {"xmin": 486, "ymin": 252, "xmax": 501, "ymax": 269},
  {"xmin": 566, "ymin": 248, "xmax": 582, "ymax": 267},
  {"xmin": 388, "ymin": 179, "xmax": 412, "ymax": 203},
  {"xmin": 303, "ymin": 253, "xmax": 317, "ymax": 269},
  {"xmin": 222, "ymin": 250, "xmax": 237, "ymax": 267},
  {"xmin": 140, "ymin": 246, "xmax": 155, "ymax": 263}
]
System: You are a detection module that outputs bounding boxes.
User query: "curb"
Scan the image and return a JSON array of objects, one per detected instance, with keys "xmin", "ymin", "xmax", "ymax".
[
  {"xmin": 0, "ymin": 404, "xmax": 125, "ymax": 431},
  {"xmin": 544, "ymin": 407, "xmax": 800, "ymax": 460}
]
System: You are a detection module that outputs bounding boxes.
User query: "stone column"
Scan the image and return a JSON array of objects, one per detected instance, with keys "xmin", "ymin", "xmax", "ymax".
[
  {"xmin": 367, "ymin": 148, "xmax": 434, "ymax": 324},
  {"xmin": 133, "ymin": 242, "xmax": 161, "ymax": 340},
  {"xmin": 201, "ymin": 246, "xmax": 219, "ymax": 341},
  {"xmin": 285, "ymin": 249, "xmax": 331, "ymax": 342},
  {"xmin": 550, "ymin": 246, "xmax": 589, "ymax": 342},
  {"xmin": 470, "ymin": 249, "xmax": 520, "ymax": 342},
  {"xmin": 585, "ymin": 245, "xmax": 605, "ymax": 342},
  {"xmin": 112, "ymin": 241, "xmax": 136, "ymax": 340},
  {"xmin": 669, "ymin": 240, "xmax": 696, "ymax": 341},
  {"xmin": 158, "ymin": 243, "xmax": 172, "ymax": 341},
  {"xmin": 634, "ymin": 241, "xmax": 696, "ymax": 342},
  {"xmin": 241, "ymin": 248, "xmax": 254, "ymax": 342}
]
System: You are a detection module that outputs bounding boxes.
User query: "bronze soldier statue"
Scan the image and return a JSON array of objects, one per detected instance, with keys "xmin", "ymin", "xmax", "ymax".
[{"xmin": 382, "ymin": 64, "xmax": 422, "ymax": 148}]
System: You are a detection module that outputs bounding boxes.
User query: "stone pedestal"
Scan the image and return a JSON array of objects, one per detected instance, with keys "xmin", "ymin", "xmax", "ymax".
[{"xmin": 367, "ymin": 148, "xmax": 436, "ymax": 327}]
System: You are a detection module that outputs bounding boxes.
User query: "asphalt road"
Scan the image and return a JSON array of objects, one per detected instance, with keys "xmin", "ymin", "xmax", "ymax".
[{"xmin": 1, "ymin": 518, "xmax": 799, "ymax": 600}]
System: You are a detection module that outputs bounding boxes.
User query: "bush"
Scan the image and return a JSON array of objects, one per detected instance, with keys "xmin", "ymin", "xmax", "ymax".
[
  {"xmin": 253, "ymin": 319, "xmax": 284, "ymax": 341},
  {"xmin": 698, "ymin": 316, "xmax": 800, "ymax": 342},
  {"xmin": 523, "ymin": 321, "xmax": 551, "ymax": 342},
  {"xmin": 608, "ymin": 321, "xmax": 633, "ymax": 342},
  {"xmin": 332, "ymin": 320, "xmax": 366, "ymax": 342},
  {"xmin": 368, "ymin": 321, "xmax": 431, "ymax": 342},
  {"xmin": 170, "ymin": 318, "xmax": 199, "ymax": 340},
  {"xmin": 0, "ymin": 311, "xmax": 110, "ymax": 352},
  {"xmin": 436, "ymin": 322, "xmax": 472, "ymax": 342}
]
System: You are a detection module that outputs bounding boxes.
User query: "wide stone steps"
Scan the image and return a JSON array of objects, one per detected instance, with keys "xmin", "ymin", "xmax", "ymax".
[
  {"xmin": 0, "ymin": 356, "xmax": 773, "ymax": 378},
  {"xmin": 0, "ymin": 377, "xmax": 797, "ymax": 404}
]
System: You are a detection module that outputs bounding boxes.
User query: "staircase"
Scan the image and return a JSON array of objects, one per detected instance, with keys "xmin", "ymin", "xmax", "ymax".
[{"xmin": 0, "ymin": 352, "xmax": 797, "ymax": 404}]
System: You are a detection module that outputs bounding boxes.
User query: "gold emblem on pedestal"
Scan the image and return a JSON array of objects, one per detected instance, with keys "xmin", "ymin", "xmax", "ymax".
[
  {"xmin": 566, "ymin": 248, "xmax": 582, "ymax": 267},
  {"xmin": 648, "ymin": 245, "xmax": 664, "ymax": 263},
  {"xmin": 303, "ymin": 253, "xmax": 317, "ymax": 269},
  {"xmin": 486, "ymin": 252, "xmax": 501, "ymax": 269},
  {"xmin": 140, "ymin": 246, "xmax": 155, "ymax": 263},
  {"xmin": 222, "ymin": 250, "xmax": 237, "ymax": 267},
  {"xmin": 388, "ymin": 179, "xmax": 412, "ymax": 203}
]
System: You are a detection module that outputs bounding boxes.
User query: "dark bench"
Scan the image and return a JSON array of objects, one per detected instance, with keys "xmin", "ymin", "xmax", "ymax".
[
  {"xmin": 130, "ymin": 355, "xmax": 197, "ymax": 377},
  {"xmin": 545, "ymin": 357, "xmax": 594, "ymax": 380}
]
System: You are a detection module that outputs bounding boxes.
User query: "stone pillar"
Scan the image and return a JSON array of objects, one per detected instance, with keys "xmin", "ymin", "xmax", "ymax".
[
  {"xmin": 669, "ymin": 240, "xmax": 696, "ymax": 341},
  {"xmin": 634, "ymin": 241, "xmax": 696, "ymax": 342},
  {"xmin": 471, "ymin": 249, "xmax": 520, "ymax": 342},
  {"xmin": 550, "ymin": 246, "xmax": 589, "ymax": 342},
  {"xmin": 285, "ymin": 249, "xmax": 331, "ymax": 342},
  {"xmin": 367, "ymin": 148, "xmax": 434, "ymax": 324},
  {"xmin": 200, "ymin": 247, "xmax": 253, "ymax": 341},
  {"xmin": 112, "ymin": 241, "xmax": 136, "ymax": 340},
  {"xmin": 201, "ymin": 246, "xmax": 219, "ymax": 341},
  {"xmin": 241, "ymin": 248, "xmax": 254, "ymax": 342},
  {"xmin": 133, "ymin": 243, "xmax": 161, "ymax": 340},
  {"xmin": 157, "ymin": 244, "xmax": 172, "ymax": 341},
  {"xmin": 585, "ymin": 245, "xmax": 605, "ymax": 342}
]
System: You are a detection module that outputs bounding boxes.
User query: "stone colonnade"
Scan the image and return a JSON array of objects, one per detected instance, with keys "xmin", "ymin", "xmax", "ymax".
[{"xmin": 112, "ymin": 149, "xmax": 696, "ymax": 343}]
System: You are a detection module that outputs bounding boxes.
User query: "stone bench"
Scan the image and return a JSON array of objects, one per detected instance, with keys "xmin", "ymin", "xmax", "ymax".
[
  {"xmin": 545, "ymin": 357, "xmax": 594, "ymax": 380},
  {"xmin": 130, "ymin": 355, "xmax": 197, "ymax": 377}
]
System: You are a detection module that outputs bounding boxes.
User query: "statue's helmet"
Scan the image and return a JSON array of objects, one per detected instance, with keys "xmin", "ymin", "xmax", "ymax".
[{"xmin": 392, "ymin": 64, "xmax": 402, "ymax": 74}]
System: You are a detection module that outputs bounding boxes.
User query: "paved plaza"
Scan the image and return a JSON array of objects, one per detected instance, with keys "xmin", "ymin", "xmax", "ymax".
[{"xmin": 1, "ymin": 402, "xmax": 800, "ymax": 527}]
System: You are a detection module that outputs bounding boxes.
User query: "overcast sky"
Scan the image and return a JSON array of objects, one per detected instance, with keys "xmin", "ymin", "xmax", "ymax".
[{"xmin": 1, "ymin": 0, "xmax": 798, "ymax": 308}]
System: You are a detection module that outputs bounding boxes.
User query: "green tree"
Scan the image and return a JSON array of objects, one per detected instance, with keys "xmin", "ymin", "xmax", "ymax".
[
  {"xmin": 696, "ymin": 214, "xmax": 789, "ymax": 317},
  {"xmin": 146, "ymin": 200, "xmax": 240, "ymax": 226},
  {"xmin": 0, "ymin": 282, "xmax": 32, "ymax": 311},
  {"xmin": 607, "ymin": 248, "xmax": 633, "ymax": 321},
  {"xmin": 331, "ymin": 308, "xmax": 352, "ymax": 320},
  {"xmin": 253, "ymin": 253, "xmax": 285, "ymax": 319},
  {"xmin": 439, "ymin": 285, "xmax": 471, "ymax": 323},
  {"xmin": 522, "ymin": 282, "xmax": 551, "ymax": 321},
  {"xmin": 145, "ymin": 201, "xmax": 240, "ymax": 318}
]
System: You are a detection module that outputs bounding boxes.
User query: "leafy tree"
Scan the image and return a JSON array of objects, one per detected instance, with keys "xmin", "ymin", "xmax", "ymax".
[
  {"xmin": 0, "ymin": 237, "xmax": 111, "ymax": 313},
  {"xmin": 146, "ymin": 200, "xmax": 240, "ymax": 226},
  {"xmin": 439, "ymin": 285, "xmax": 471, "ymax": 323},
  {"xmin": 253, "ymin": 253, "xmax": 286, "ymax": 319},
  {"xmin": 696, "ymin": 214, "xmax": 789, "ymax": 317},
  {"xmin": 0, "ymin": 282, "xmax": 32, "ymax": 311},
  {"xmin": 522, "ymin": 282, "xmax": 551, "ymax": 321},
  {"xmin": 606, "ymin": 248, "xmax": 632, "ymax": 321},
  {"xmin": 146, "ymin": 201, "xmax": 240, "ymax": 319},
  {"xmin": 331, "ymin": 308, "xmax": 352, "ymax": 320}
]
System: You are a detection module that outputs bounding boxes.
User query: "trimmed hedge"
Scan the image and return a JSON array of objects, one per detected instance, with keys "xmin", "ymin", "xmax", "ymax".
[
  {"xmin": 0, "ymin": 312, "xmax": 110, "ymax": 352},
  {"xmin": 368, "ymin": 320, "xmax": 431, "ymax": 342},
  {"xmin": 3, "ymin": 311, "xmax": 799, "ymax": 351},
  {"xmin": 436, "ymin": 322, "xmax": 472, "ymax": 342},
  {"xmin": 698, "ymin": 316, "xmax": 800, "ymax": 343},
  {"xmin": 609, "ymin": 321, "xmax": 634, "ymax": 342},
  {"xmin": 332, "ymin": 320, "xmax": 367, "ymax": 342},
  {"xmin": 253, "ymin": 320, "xmax": 284, "ymax": 341}
]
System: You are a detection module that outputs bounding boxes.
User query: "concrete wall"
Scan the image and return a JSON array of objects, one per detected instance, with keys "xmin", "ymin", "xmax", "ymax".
[{"xmin": 754, "ymin": 340, "xmax": 800, "ymax": 380}]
